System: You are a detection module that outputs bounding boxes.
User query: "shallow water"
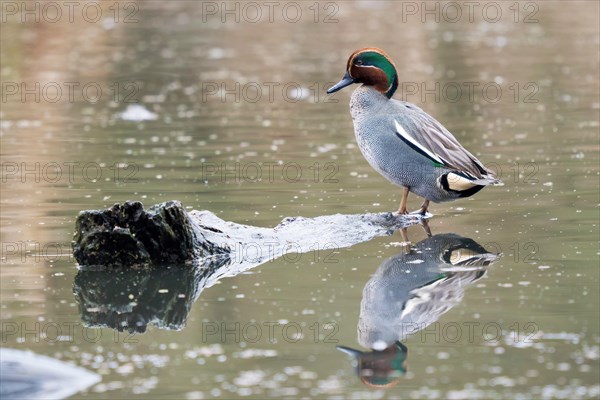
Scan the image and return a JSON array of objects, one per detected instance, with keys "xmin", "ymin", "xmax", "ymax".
[{"xmin": 1, "ymin": 1, "xmax": 599, "ymax": 399}]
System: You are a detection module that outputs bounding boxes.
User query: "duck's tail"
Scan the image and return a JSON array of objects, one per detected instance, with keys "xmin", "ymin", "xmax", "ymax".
[{"xmin": 440, "ymin": 171, "xmax": 503, "ymax": 198}]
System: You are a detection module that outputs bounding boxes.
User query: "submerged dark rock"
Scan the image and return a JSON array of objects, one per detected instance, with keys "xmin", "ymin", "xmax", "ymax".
[{"xmin": 72, "ymin": 200, "xmax": 221, "ymax": 268}]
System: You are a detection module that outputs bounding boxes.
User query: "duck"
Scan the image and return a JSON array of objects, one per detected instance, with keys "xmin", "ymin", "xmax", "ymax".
[{"xmin": 327, "ymin": 48, "xmax": 502, "ymax": 214}]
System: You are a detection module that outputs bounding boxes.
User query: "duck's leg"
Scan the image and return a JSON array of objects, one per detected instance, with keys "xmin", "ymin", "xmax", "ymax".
[
  {"xmin": 420, "ymin": 219, "xmax": 432, "ymax": 237},
  {"xmin": 399, "ymin": 227, "xmax": 411, "ymax": 251},
  {"xmin": 398, "ymin": 187, "xmax": 410, "ymax": 214},
  {"xmin": 400, "ymin": 227, "xmax": 409, "ymax": 242}
]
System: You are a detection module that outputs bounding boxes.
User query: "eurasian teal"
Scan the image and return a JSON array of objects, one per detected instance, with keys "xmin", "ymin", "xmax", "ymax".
[{"xmin": 327, "ymin": 48, "xmax": 502, "ymax": 214}]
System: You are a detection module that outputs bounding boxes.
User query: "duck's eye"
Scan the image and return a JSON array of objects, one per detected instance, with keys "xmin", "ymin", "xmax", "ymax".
[{"xmin": 355, "ymin": 59, "xmax": 363, "ymax": 65}]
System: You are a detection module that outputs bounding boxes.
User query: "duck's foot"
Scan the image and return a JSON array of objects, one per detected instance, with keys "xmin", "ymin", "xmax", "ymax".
[
  {"xmin": 407, "ymin": 199, "xmax": 432, "ymax": 218},
  {"xmin": 409, "ymin": 209, "xmax": 433, "ymax": 218},
  {"xmin": 416, "ymin": 199, "xmax": 430, "ymax": 215}
]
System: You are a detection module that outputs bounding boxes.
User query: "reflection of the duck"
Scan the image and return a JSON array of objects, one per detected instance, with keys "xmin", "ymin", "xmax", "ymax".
[{"xmin": 338, "ymin": 233, "xmax": 501, "ymax": 387}]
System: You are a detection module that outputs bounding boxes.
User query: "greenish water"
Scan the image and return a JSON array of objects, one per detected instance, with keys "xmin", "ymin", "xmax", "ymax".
[{"xmin": 1, "ymin": 1, "xmax": 599, "ymax": 399}]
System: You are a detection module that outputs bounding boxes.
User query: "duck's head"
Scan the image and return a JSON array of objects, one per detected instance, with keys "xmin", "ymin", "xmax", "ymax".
[
  {"xmin": 327, "ymin": 48, "xmax": 399, "ymax": 99},
  {"xmin": 337, "ymin": 342, "xmax": 407, "ymax": 387}
]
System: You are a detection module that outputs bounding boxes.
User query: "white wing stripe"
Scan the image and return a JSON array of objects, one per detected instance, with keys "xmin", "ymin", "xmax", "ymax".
[{"xmin": 394, "ymin": 120, "xmax": 444, "ymax": 164}]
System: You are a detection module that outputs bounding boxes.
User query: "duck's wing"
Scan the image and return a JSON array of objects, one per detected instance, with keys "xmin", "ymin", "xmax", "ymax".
[
  {"xmin": 399, "ymin": 270, "xmax": 486, "ymax": 326},
  {"xmin": 392, "ymin": 102, "xmax": 496, "ymax": 181}
]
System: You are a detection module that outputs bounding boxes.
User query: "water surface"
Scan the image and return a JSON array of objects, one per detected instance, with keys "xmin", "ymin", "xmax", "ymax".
[{"xmin": 1, "ymin": 1, "xmax": 599, "ymax": 398}]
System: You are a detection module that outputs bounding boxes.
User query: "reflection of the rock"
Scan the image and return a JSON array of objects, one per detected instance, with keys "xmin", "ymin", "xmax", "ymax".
[
  {"xmin": 73, "ymin": 257, "xmax": 229, "ymax": 333},
  {"xmin": 338, "ymin": 233, "xmax": 500, "ymax": 387}
]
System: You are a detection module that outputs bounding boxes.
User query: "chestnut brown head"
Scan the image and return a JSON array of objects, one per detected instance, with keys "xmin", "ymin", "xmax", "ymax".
[{"xmin": 327, "ymin": 48, "xmax": 399, "ymax": 99}]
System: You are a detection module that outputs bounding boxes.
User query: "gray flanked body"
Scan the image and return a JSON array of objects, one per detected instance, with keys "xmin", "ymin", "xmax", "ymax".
[{"xmin": 350, "ymin": 86, "xmax": 492, "ymax": 203}]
